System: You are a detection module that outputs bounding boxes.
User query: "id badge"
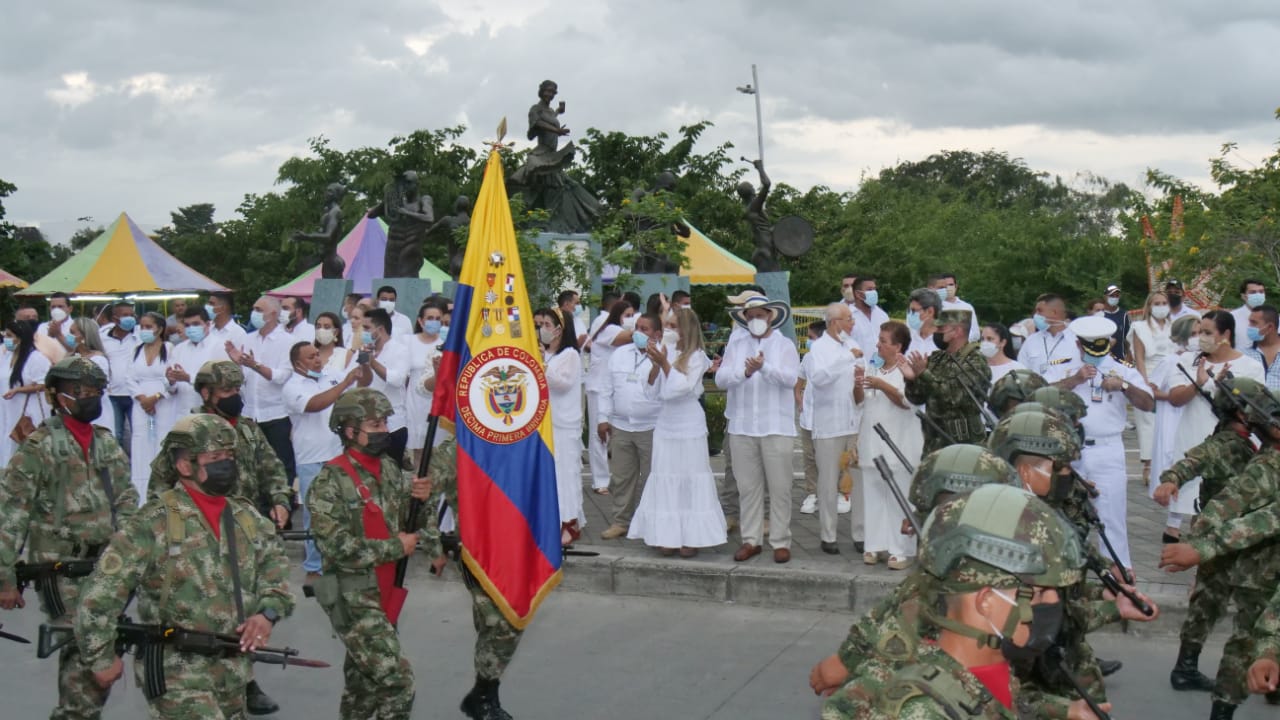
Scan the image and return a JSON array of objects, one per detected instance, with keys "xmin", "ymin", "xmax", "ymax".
[{"xmin": 1090, "ymin": 383, "xmax": 1104, "ymax": 403}]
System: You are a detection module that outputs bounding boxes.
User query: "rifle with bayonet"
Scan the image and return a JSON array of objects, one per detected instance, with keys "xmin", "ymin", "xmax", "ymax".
[
  {"xmin": 39, "ymin": 615, "xmax": 329, "ymax": 700},
  {"xmin": 15, "ymin": 559, "xmax": 99, "ymax": 619},
  {"xmin": 429, "ymin": 533, "xmax": 597, "ymax": 577},
  {"xmin": 0, "ymin": 623, "xmax": 30, "ymax": 645},
  {"xmin": 914, "ymin": 410, "xmax": 957, "ymax": 446},
  {"xmin": 873, "ymin": 456, "xmax": 922, "ymax": 537}
]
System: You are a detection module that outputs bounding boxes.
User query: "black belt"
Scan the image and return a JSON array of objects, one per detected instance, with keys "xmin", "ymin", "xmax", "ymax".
[
  {"xmin": 1083, "ymin": 439, "xmax": 1096, "ymax": 447},
  {"xmin": 71, "ymin": 543, "xmax": 104, "ymax": 559}
]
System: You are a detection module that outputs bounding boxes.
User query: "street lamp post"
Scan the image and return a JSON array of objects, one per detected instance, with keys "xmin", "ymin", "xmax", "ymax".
[{"xmin": 736, "ymin": 64, "xmax": 764, "ymax": 166}]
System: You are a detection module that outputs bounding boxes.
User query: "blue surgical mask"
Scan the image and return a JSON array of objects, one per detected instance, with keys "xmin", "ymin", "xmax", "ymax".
[
  {"xmin": 306, "ymin": 369, "xmax": 323, "ymax": 380},
  {"xmin": 249, "ymin": 310, "xmax": 266, "ymax": 329},
  {"xmin": 862, "ymin": 289, "xmax": 879, "ymax": 307},
  {"xmin": 1247, "ymin": 326, "xmax": 1263, "ymax": 344},
  {"xmin": 64, "ymin": 335, "xmax": 78, "ymax": 349},
  {"xmin": 869, "ymin": 353, "xmax": 885, "ymax": 370},
  {"xmin": 1247, "ymin": 292, "xmax": 1266, "ymax": 309},
  {"xmin": 185, "ymin": 325, "xmax": 206, "ymax": 344},
  {"xmin": 1033, "ymin": 314, "xmax": 1050, "ymax": 332},
  {"xmin": 139, "ymin": 330, "xmax": 157, "ymax": 345},
  {"xmin": 2, "ymin": 338, "xmax": 14, "ymax": 352},
  {"xmin": 168, "ymin": 333, "xmax": 182, "ymax": 344},
  {"xmin": 935, "ymin": 287, "xmax": 949, "ymax": 302},
  {"xmin": 633, "ymin": 333, "xmax": 649, "ymax": 351},
  {"xmin": 1082, "ymin": 354, "xmax": 1105, "ymax": 367},
  {"xmin": 118, "ymin": 316, "xmax": 137, "ymax": 331},
  {"xmin": 204, "ymin": 304, "xmax": 216, "ymax": 320},
  {"xmin": 423, "ymin": 319, "xmax": 443, "ymax": 335},
  {"xmin": 906, "ymin": 311, "xmax": 923, "ymax": 331},
  {"xmin": 439, "ymin": 325, "xmax": 450, "ymax": 342},
  {"xmin": 361, "ymin": 330, "xmax": 374, "ymax": 346}
]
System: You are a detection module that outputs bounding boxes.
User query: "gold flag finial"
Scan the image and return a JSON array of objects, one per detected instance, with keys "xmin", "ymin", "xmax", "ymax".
[{"xmin": 485, "ymin": 117, "xmax": 514, "ymax": 151}]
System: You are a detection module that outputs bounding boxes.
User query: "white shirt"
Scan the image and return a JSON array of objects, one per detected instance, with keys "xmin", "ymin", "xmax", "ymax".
[
  {"xmin": 849, "ymin": 303, "xmax": 891, "ymax": 359},
  {"xmin": 1017, "ymin": 328, "xmax": 1080, "ymax": 382},
  {"xmin": 169, "ymin": 337, "xmax": 220, "ymax": 413},
  {"xmin": 207, "ymin": 318, "xmax": 247, "ymax": 362},
  {"xmin": 238, "ymin": 326, "xmax": 293, "ymax": 422},
  {"xmin": 285, "ymin": 320, "xmax": 316, "ymax": 345},
  {"xmin": 36, "ymin": 316, "xmax": 73, "ymax": 339},
  {"xmin": 1231, "ymin": 305, "xmax": 1253, "ymax": 351},
  {"xmin": 943, "ymin": 297, "xmax": 981, "ymax": 342},
  {"xmin": 1170, "ymin": 350, "xmax": 1265, "ymax": 457},
  {"xmin": 99, "ymin": 324, "xmax": 140, "ymax": 396},
  {"xmin": 715, "ymin": 329, "xmax": 799, "ymax": 437},
  {"xmin": 597, "ymin": 344, "xmax": 662, "ymax": 432},
  {"xmin": 545, "ymin": 348, "xmax": 584, "ymax": 429},
  {"xmin": 282, "ymin": 370, "xmax": 344, "ymax": 465},
  {"xmin": 645, "ymin": 348, "xmax": 710, "ymax": 438},
  {"xmin": 367, "ymin": 340, "xmax": 410, "ymax": 431},
  {"xmin": 390, "ymin": 311, "xmax": 413, "ymax": 337},
  {"xmin": 988, "ymin": 359, "xmax": 1026, "ymax": 384},
  {"xmin": 585, "ymin": 323, "xmax": 624, "ymax": 393},
  {"xmin": 1169, "ymin": 305, "xmax": 1200, "ymax": 322},
  {"xmin": 907, "ymin": 330, "xmax": 938, "ymax": 358},
  {"xmin": 802, "ymin": 333, "xmax": 861, "ymax": 440},
  {"xmin": 1065, "ymin": 355, "xmax": 1151, "ymax": 438}
]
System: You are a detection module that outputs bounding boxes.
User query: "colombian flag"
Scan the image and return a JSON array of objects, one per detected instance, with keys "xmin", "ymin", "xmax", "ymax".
[{"xmin": 431, "ymin": 149, "xmax": 561, "ymax": 627}]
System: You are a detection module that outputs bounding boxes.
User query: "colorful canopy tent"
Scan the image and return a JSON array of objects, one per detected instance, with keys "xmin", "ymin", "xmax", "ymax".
[
  {"xmin": 267, "ymin": 216, "xmax": 452, "ymax": 299},
  {"xmin": 18, "ymin": 212, "xmax": 228, "ymax": 296},
  {"xmin": 601, "ymin": 220, "xmax": 756, "ymax": 285},
  {"xmin": 0, "ymin": 267, "xmax": 28, "ymax": 289}
]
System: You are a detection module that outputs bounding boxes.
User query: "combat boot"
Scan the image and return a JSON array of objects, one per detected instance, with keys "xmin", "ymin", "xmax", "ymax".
[
  {"xmin": 1170, "ymin": 642, "xmax": 1215, "ymax": 692},
  {"xmin": 245, "ymin": 679, "xmax": 280, "ymax": 715},
  {"xmin": 1208, "ymin": 700, "xmax": 1236, "ymax": 719},
  {"xmin": 461, "ymin": 677, "xmax": 514, "ymax": 720}
]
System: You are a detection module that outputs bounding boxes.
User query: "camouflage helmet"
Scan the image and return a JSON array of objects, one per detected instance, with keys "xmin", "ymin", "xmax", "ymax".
[
  {"xmin": 1030, "ymin": 386, "xmax": 1088, "ymax": 426},
  {"xmin": 163, "ymin": 413, "xmax": 237, "ymax": 455},
  {"xmin": 329, "ymin": 388, "xmax": 394, "ymax": 434},
  {"xmin": 45, "ymin": 356, "xmax": 108, "ymax": 390},
  {"xmin": 919, "ymin": 484, "xmax": 1086, "ymax": 590},
  {"xmin": 987, "ymin": 369, "xmax": 1049, "ymax": 418},
  {"xmin": 1223, "ymin": 377, "xmax": 1280, "ymax": 430},
  {"xmin": 1212, "ymin": 376, "xmax": 1264, "ymax": 421},
  {"xmin": 909, "ymin": 444, "xmax": 1021, "ymax": 513},
  {"xmin": 987, "ymin": 409, "xmax": 1080, "ymax": 467},
  {"xmin": 194, "ymin": 360, "xmax": 244, "ymax": 391}
]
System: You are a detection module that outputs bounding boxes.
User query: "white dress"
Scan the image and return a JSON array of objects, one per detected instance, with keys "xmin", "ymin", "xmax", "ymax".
[
  {"xmin": 128, "ymin": 344, "xmax": 178, "ymax": 501},
  {"xmin": 400, "ymin": 334, "xmax": 442, "ymax": 451},
  {"xmin": 545, "ymin": 348, "xmax": 585, "ymax": 528},
  {"xmin": 628, "ymin": 350, "xmax": 727, "ymax": 548},
  {"xmin": 857, "ymin": 365, "xmax": 924, "ymax": 557},
  {"xmin": 0, "ymin": 349, "xmax": 52, "ymax": 468},
  {"xmin": 1129, "ymin": 319, "xmax": 1174, "ymax": 461},
  {"xmin": 988, "ymin": 359, "xmax": 1025, "ymax": 384},
  {"xmin": 322, "ymin": 347, "xmax": 358, "ymax": 377}
]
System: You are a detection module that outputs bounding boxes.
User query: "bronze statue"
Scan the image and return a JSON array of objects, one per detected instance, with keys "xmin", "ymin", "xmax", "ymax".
[
  {"xmin": 368, "ymin": 170, "xmax": 434, "ymax": 278},
  {"xmin": 508, "ymin": 80, "xmax": 600, "ymax": 234},
  {"xmin": 737, "ymin": 159, "xmax": 779, "ymax": 272},
  {"xmin": 291, "ymin": 182, "xmax": 347, "ymax": 279},
  {"xmin": 426, "ymin": 195, "xmax": 471, "ymax": 280}
]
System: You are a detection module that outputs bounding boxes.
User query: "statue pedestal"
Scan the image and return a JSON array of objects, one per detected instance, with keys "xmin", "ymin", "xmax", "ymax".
[
  {"xmin": 374, "ymin": 278, "xmax": 434, "ymax": 322},
  {"xmin": 311, "ymin": 278, "xmax": 353, "ymax": 322},
  {"xmin": 754, "ymin": 271, "xmax": 795, "ymax": 340},
  {"xmin": 629, "ymin": 274, "xmax": 691, "ymax": 306}
]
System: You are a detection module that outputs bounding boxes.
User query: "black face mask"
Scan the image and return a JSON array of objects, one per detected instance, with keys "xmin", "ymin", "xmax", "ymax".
[
  {"xmin": 1046, "ymin": 470, "xmax": 1075, "ymax": 504},
  {"xmin": 65, "ymin": 395, "xmax": 103, "ymax": 424},
  {"xmin": 999, "ymin": 601, "xmax": 1064, "ymax": 663},
  {"xmin": 199, "ymin": 458, "xmax": 238, "ymax": 497},
  {"xmin": 213, "ymin": 393, "xmax": 244, "ymax": 419},
  {"xmin": 932, "ymin": 330, "xmax": 947, "ymax": 348},
  {"xmin": 1168, "ymin": 293, "xmax": 1183, "ymax": 308},
  {"xmin": 361, "ymin": 431, "xmax": 391, "ymax": 456}
]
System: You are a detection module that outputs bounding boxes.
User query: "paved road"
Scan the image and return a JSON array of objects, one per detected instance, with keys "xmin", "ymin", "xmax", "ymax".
[{"xmin": 2, "ymin": 578, "xmax": 1272, "ymax": 719}]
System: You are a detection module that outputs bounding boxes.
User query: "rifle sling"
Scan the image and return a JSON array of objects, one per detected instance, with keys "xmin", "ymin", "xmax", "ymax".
[{"xmin": 222, "ymin": 505, "xmax": 246, "ymax": 624}]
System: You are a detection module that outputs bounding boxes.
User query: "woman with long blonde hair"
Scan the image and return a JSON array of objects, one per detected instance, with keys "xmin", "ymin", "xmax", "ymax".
[{"xmin": 628, "ymin": 307, "xmax": 726, "ymax": 556}]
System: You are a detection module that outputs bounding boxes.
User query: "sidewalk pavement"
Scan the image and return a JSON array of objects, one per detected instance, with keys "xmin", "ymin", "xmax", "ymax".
[{"xmin": 560, "ymin": 421, "xmax": 1200, "ymax": 636}]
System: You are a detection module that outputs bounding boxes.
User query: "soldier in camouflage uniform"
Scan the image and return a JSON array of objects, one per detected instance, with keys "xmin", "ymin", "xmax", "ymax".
[
  {"xmin": 0, "ymin": 356, "xmax": 138, "ymax": 720},
  {"xmin": 145, "ymin": 359, "xmax": 290, "ymax": 715},
  {"xmin": 74, "ymin": 413, "xmax": 294, "ymax": 719},
  {"xmin": 1248, "ymin": 583, "xmax": 1280, "ymax": 696},
  {"xmin": 1152, "ymin": 379, "xmax": 1259, "ymax": 693},
  {"xmin": 822, "ymin": 484, "xmax": 1092, "ymax": 719},
  {"xmin": 421, "ymin": 437, "xmax": 524, "ymax": 720},
  {"xmin": 903, "ymin": 309, "xmax": 992, "ymax": 453},
  {"xmin": 306, "ymin": 389, "xmax": 431, "ymax": 720},
  {"xmin": 1160, "ymin": 381, "xmax": 1280, "ymax": 720},
  {"xmin": 987, "ymin": 368, "xmax": 1049, "ymax": 419},
  {"xmin": 809, "ymin": 445, "xmax": 1020, "ymax": 699}
]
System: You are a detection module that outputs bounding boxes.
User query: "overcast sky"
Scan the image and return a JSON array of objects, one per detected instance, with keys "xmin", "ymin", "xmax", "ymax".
[{"xmin": 3, "ymin": 0, "xmax": 1279, "ymax": 242}]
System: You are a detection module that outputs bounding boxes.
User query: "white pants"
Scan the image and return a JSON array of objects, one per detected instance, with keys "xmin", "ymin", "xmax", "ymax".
[
  {"xmin": 1076, "ymin": 437, "xmax": 1130, "ymax": 569},
  {"xmin": 862, "ymin": 461, "xmax": 917, "ymax": 557},
  {"xmin": 585, "ymin": 391, "xmax": 610, "ymax": 489},
  {"xmin": 814, "ymin": 435, "xmax": 853, "ymax": 543},
  {"xmin": 730, "ymin": 433, "xmax": 795, "ymax": 549}
]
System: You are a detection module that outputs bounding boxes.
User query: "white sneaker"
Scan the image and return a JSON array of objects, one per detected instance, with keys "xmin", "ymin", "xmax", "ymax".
[
  {"xmin": 800, "ymin": 494, "xmax": 818, "ymax": 514},
  {"xmin": 837, "ymin": 494, "xmax": 851, "ymax": 514}
]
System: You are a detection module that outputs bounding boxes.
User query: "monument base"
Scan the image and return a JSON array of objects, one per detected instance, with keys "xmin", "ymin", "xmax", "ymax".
[
  {"xmin": 374, "ymin": 277, "xmax": 435, "ymax": 323},
  {"xmin": 310, "ymin": 278, "xmax": 353, "ymax": 322},
  {"xmin": 530, "ymin": 232, "xmax": 602, "ymax": 312},
  {"xmin": 755, "ymin": 271, "xmax": 794, "ymax": 340},
  {"xmin": 629, "ymin": 274, "xmax": 692, "ymax": 307}
]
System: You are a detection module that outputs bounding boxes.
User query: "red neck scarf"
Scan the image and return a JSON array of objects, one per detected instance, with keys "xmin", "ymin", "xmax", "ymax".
[
  {"xmin": 183, "ymin": 483, "xmax": 227, "ymax": 539},
  {"xmin": 347, "ymin": 447, "xmax": 383, "ymax": 481},
  {"xmin": 331, "ymin": 452, "xmax": 404, "ymax": 623},
  {"xmin": 60, "ymin": 414, "xmax": 94, "ymax": 459},
  {"xmin": 968, "ymin": 662, "xmax": 1013, "ymax": 709}
]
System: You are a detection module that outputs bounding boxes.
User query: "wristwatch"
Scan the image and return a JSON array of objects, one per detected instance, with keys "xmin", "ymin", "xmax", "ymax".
[
  {"xmin": 1120, "ymin": 381, "xmax": 1131, "ymax": 392},
  {"xmin": 260, "ymin": 608, "xmax": 281, "ymax": 626}
]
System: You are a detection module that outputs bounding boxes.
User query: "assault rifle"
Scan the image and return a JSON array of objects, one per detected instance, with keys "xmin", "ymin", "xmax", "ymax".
[
  {"xmin": 275, "ymin": 530, "xmax": 313, "ymax": 542},
  {"xmin": 39, "ymin": 615, "xmax": 329, "ymax": 700},
  {"xmin": 15, "ymin": 559, "xmax": 98, "ymax": 619},
  {"xmin": 873, "ymin": 456, "xmax": 922, "ymax": 537},
  {"xmin": 1044, "ymin": 645, "xmax": 1111, "ymax": 720},
  {"xmin": 914, "ymin": 410, "xmax": 957, "ymax": 447},
  {"xmin": 429, "ymin": 533, "xmax": 597, "ymax": 577}
]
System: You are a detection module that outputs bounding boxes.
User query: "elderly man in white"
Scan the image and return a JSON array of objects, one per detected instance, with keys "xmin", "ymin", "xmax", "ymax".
[
  {"xmin": 715, "ymin": 295, "xmax": 800, "ymax": 564},
  {"xmin": 803, "ymin": 303, "xmax": 864, "ymax": 555}
]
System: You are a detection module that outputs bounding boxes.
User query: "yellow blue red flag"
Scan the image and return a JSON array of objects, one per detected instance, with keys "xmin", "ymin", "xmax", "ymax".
[{"xmin": 431, "ymin": 149, "xmax": 561, "ymax": 627}]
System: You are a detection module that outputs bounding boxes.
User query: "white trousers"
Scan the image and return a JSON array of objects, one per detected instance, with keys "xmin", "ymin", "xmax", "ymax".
[
  {"xmin": 1077, "ymin": 438, "xmax": 1130, "ymax": 569},
  {"xmin": 585, "ymin": 391, "xmax": 611, "ymax": 488},
  {"xmin": 730, "ymin": 433, "xmax": 795, "ymax": 549}
]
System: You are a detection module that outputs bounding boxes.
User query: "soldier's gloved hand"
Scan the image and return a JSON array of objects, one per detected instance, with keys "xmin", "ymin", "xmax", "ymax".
[
  {"xmin": 1248, "ymin": 658, "xmax": 1280, "ymax": 694},
  {"xmin": 0, "ymin": 587, "xmax": 24, "ymax": 610},
  {"xmin": 1067, "ymin": 699, "xmax": 1112, "ymax": 720},
  {"xmin": 93, "ymin": 657, "xmax": 124, "ymax": 689},
  {"xmin": 808, "ymin": 654, "xmax": 848, "ymax": 696}
]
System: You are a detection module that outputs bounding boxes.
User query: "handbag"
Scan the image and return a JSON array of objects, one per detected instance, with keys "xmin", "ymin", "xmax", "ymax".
[{"xmin": 9, "ymin": 392, "xmax": 43, "ymax": 444}]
